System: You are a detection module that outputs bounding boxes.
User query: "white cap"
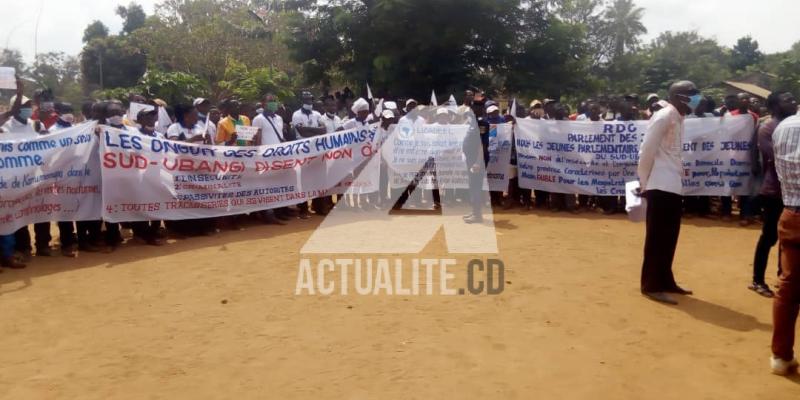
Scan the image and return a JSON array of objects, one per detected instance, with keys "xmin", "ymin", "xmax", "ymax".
[
  {"xmin": 486, "ymin": 105, "xmax": 499, "ymax": 114},
  {"xmin": 405, "ymin": 99, "xmax": 418, "ymax": 107},
  {"xmin": 10, "ymin": 95, "xmax": 30, "ymax": 106},
  {"xmin": 436, "ymin": 108, "xmax": 450, "ymax": 115},
  {"xmin": 384, "ymin": 101, "xmax": 398, "ymax": 110},
  {"xmin": 381, "ymin": 109, "xmax": 395, "ymax": 119},
  {"xmin": 351, "ymin": 97, "xmax": 370, "ymax": 113},
  {"xmin": 646, "ymin": 93, "xmax": 659, "ymax": 102},
  {"xmin": 193, "ymin": 98, "xmax": 209, "ymax": 107}
]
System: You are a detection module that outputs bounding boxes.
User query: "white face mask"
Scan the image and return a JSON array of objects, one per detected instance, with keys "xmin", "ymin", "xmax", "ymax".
[
  {"xmin": 302, "ymin": 104, "xmax": 313, "ymax": 111},
  {"xmin": 61, "ymin": 114, "xmax": 75, "ymax": 124},
  {"xmin": 107, "ymin": 115, "xmax": 123, "ymax": 126}
]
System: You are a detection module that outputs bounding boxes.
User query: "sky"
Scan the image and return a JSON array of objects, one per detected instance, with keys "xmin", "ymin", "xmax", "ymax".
[{"xmin": 0, "ymin": 0, "xmax": 798, "ymax": 63}]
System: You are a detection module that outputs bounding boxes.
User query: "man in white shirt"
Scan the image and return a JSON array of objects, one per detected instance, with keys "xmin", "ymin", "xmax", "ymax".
[
  {"xmin": 291, "ymin": 91, "xmax": 325, "ymax": 139},
  {"xmin": 291, "ymin": 91, "xmax": 325, "ymax": 219},
  {"xmin": 1, "ymin": 94, "xmax": 36, "ymax": 135},
  {"xmin": 638, "ymin": 80, "xmax": 701, "ymax": 305},
  {"xmin": 319, "ymin": 95, "xmax": 343, "ymax": 133},
  {"xmin": 342, "ymin": 97, "xmax": 372, "ymax": 130},
  {"xmin": 252, "ymin": 93, "xmax": 287, "ymax": 146}
]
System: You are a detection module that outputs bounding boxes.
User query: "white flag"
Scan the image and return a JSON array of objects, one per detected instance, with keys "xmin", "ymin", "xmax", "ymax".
[
  {"xmin": 509, "ymin": 98, "xmax": 517, "ymax": 117},
  {"xmin": 157, "ymin": 106, "xmax": 171, "ymax": 133},
  {"xmin": 366, "ymin": 82, "xmax": 373, "ymax": 100},
  {"xmin": 430, "ymin": 90, "xmax": 438, "ymax": 106}
]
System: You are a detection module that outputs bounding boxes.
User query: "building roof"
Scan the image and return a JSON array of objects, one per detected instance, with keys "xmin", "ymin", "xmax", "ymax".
[{"xmin": 723, "ymin": 81, "xmax": 772, "ymax": 99}]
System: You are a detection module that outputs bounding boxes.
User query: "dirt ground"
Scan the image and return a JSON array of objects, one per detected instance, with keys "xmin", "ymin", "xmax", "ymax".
[{"xmin": 0, "ymin": 206, "xmax": 798, "ymax": 399}]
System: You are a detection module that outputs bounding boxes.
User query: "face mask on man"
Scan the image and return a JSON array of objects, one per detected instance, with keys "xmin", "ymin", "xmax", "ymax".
[
  {"xmin": 18, "ymin": 107, "xmax": 33, "ymax": 120},
  {"xmin": 684, "ymin": 94, "xmax": 703, "ymax": 112},
  {"xmin": 61, "ymin": 114, "xmax": 75, "ymax": 124},
  {"xmin": 302, "ymin": 104, "xmax": 313, "ymax": 111},
  {"xmin": 107, "ymin": 115, "xmax": 124, "ymax": 126}
]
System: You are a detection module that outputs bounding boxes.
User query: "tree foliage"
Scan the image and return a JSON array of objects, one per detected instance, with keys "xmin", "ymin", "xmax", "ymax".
[
  {"xmin": 730, "ymin": 36, "xmax": 763, "ymax": 72},
  {"xmin": 83, "ymin": 21, "xmax": 110, "ymax": 43},
  {"xmin": 132, "ymin": 0, "xmax": 295, "ymax": 92},
  {"xmin": 116, "ymin": 3, "xmax": 148, "ymax": 35}
]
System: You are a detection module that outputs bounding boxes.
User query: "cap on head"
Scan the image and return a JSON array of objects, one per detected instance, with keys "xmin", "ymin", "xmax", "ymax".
[
  {"xmin": 193, "ymin": 98, "xmax": 209, "ymax": 107},
  {"xmin": 10, "ymin": 95, "xmax": 31, "ymax": 107},
  {"xmin": 351, "ymin": 97, "xmax": 370, "ymax": 113}
]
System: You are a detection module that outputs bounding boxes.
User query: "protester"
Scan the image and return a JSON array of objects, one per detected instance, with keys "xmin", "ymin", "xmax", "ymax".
[
  {"xmin": 770, "ymin": 105, "xmax": 800, "ymax": 375},
  {"xmin": 750, "ymin": 92, "xmax": 798, "ymax": 298},
  {"xmin": 291, "ymin": 91, "xmax": 325, "ymax": 218},
  {"xmin": 638, "ymin": 80, "xmax": 700, "ymax": 305},
  {"xmin": 215, "ymin": 99, "xmax": 250, "ymax": 146},
  {"xmin": 463, "ymin": 96, "xmax": 490, "ymax": 224},
  {"xmin": 251, "ymin": 93, "xmax": 291, "ymax": 224}
]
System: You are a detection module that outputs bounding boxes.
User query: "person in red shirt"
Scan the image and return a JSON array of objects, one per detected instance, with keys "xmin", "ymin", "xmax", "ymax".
[
  {"xmin": 729, "ymin": 92, "xmax": 760, "ymax": 124},
  {"xmin": 31, "ymin": 88, "xmax": 58, "ymax": 130}
]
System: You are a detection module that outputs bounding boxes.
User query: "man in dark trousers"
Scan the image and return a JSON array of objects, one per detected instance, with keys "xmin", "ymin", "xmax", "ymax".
[
  {"xmin": 463, "ymin": 97, "xmax": 490, "ymax": 224},
  {"xmin": 638, "ymin": 80, "xmax": 701, "ymax": 305}
]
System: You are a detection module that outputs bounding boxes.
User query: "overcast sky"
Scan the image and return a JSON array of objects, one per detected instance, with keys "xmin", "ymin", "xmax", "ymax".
[{"xmin": 0, "ymin": 0, "xmax": 798, "ymax": 63}]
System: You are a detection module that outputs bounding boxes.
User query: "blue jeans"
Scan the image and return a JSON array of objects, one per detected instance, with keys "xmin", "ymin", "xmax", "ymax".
[{"xmin": 0, "ymin": 234, "xmax": 14, "ymax": 258}]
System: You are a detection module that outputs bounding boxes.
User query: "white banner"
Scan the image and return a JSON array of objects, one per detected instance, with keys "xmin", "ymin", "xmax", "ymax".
[
  {"xmin": 515, "ymin": 115, "xmax": 755, "ymax": 196},
  {"xmin": 100, "ymin": 124, "xmax": 382, "ymax": 222},
  {"xmin": 484, "ymin": 123, "xmax": 513, "ymax": 191},
  {"xmin": 0, "ymin": 122, "xmax": 102, "ymax": 234},
  {"xmin": 383, "ymin": 123, "xmax": 469, "ymax": 190}
]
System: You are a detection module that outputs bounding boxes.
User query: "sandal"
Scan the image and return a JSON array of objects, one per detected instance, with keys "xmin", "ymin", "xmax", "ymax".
[{"xmin": 748, "ymin": 282, "xmax": 775, "ymax": 298}]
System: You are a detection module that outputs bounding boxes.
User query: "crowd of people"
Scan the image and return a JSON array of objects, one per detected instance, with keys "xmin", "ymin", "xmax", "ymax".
[{"xmin": 2, "ymin": 74, "xmax": 800, "ymax": 374}]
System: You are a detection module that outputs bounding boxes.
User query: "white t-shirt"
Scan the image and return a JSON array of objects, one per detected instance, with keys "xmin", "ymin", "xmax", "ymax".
[
  {"xmin": 341, "ymin": 116, "xmax": 373, "ymax": 131},
  {"xmin": 252, "ymin": 113, "xmax": 285, "ymax": 146},
  {"xmin": 166, "ymin": 122, "xmax": 206, "ymax": 141},
  {"xmin": 291, "ymin": 109, "xmax": 322, "ymax": 128},
  {"xmin": 319, "ymin": 112, "xmax": 342, "ymax": 133},
  {"xmin": 1, "ymin": 118, "xmax": 37, "ymax": 135}
]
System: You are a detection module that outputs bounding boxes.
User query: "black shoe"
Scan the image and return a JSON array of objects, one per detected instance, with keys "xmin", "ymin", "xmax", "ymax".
[
  {"xmin": 464, "ymin": 215, "xmax": 484, "ymax": 224},
  {"xmin": 642, "ymin": 291, "xmax": 678, "ymax": 305},
  {"xmin": 61, "ymin": 246, "xmax": 77, "ymax": 258},
  {"xmin": 264, "ymin": 215, "xmax": 287, "ymax": 225},
  {"xmin": 1, "ymin": 256, "xmax": 26, "ymax": 269},
  {"xmin": 36, "ymin": 247, "xmax": 53, "ymax": 257},
  {"xmin": 666, "ymin": 285, "xmax": 693, "ymax": 296}
]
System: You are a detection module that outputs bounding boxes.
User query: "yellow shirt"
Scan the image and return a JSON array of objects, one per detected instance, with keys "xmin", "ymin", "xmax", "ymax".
[{"xmin": 216, "ymin": 115, "xmax": 251, "ymax": 144}]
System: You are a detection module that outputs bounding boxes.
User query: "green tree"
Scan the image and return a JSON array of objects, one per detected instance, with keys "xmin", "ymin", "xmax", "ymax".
[
  {"xmin": 80, "ymin": 36, "xmax": 147, "ymax": 91},
  {"xmin": 133, "ymin": 0, "xmax": 295, "ymax": 93},
  {"xmin": 0, "ymin": 49, "xmax": 26, "ymax": 73},
  {"xmin": 286, "ymin": 0, "xmax": 528, "ymax": 98},
  {"xmin": 218, "ymin": 59, "xmax": 294, "ymax": 102},
  {"xmin": 116, "ymin": 3, "xmax": 147, "ymax": 35},
  {"xmin": 29, "ymin": 52, "xmax": 83, "ymax": 105},
  {"xmin": 83, "ymin": 20, "xmax": 110, "ymax": 43},
  {"xmin": 603, "ymin": 0, "xmax": 647, "ymax": 60},
  {"xmin": 730, "ymin": 36, "xmax": 763, "ymax": 72},
  {"xmin": 641, "ymin": 31, "xmax": 731, "ymax": 92},
  {"xmin": 139, "ymin": 70, "xmax": 208, "ymax": 104}
]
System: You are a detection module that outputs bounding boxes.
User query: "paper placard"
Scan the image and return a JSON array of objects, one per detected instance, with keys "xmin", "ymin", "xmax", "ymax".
[
  {"xmin": 128, "ymin": 102, "xmax": 155, "ymax": 122},
  {"xmin": 625, "ymin": 181, "xmax": 646, "ymax": 222},
  {"xmin": 235, "ymin": 125, "xmax": 259, "ymax": 141},
  {"xmin": 0, "ymin": 67, "xmax": 16, "ymax": 90}
]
